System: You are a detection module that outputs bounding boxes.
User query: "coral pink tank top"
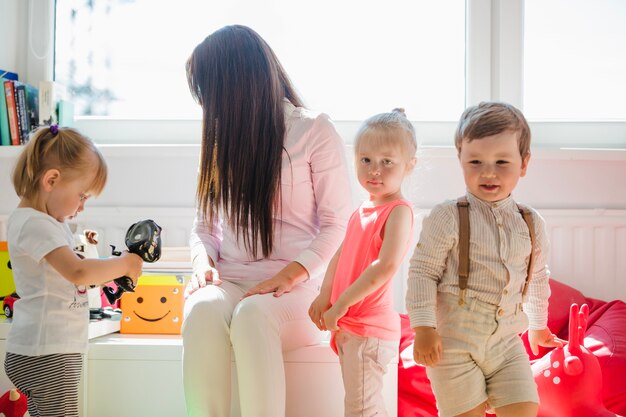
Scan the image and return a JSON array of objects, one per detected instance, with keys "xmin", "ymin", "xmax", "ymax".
[{"xmin": 330, "ymin": 199, "xmax": 413, "ymax": 353}]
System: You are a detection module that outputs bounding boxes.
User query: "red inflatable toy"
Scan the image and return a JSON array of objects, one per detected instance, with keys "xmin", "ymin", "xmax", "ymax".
[
  {"xmin": 0, "ymin": 388, "xmax": 29, "ymax": 417},
  {"xmin": 532, "ymin": 303, "xmax": 623, "ymax": 417},
  {"xmin": 398, "ymin": 279, "xmax": 626, "ymax": 417}
]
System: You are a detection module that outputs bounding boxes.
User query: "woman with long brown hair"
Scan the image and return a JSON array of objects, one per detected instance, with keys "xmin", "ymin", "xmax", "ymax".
[{"xmin": 182, "ymin": 25, "xmax": 352, "ymax": 417}]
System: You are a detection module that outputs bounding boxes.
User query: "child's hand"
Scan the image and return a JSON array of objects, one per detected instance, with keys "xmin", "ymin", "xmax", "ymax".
[
  {"xmin": 308, "ymin": 295, "xmax": 331, "ymax": 330},
  {"xmin": 528, "ymin": 327, "xmax": 565, "ymax": 355},
  {"xmin": 120, "ymin": 251, "xmax": 143, "ymax": 284},
  {"xmin": 413, "ymin": 327, "xmax": 442, "ymax": 367},
  {"xmin": 185, "ymin": 265, "xmax": 221, "ymax": 298},
  {"xmin": 323, "ymin": 302, "xmax": 348, "ymax": 331}
]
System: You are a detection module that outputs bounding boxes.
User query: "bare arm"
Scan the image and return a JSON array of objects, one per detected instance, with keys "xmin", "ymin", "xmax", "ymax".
[
  {"xmin": 324, "ymin": 205, "xmax": 413, "ymax": 330},
  {"xmin": 308, "ymin": 244, "xmax": 342, "ymax": 330},
  {"xmin": 45, "ymin": 245, "xmax": 143, "ymax": 286}
]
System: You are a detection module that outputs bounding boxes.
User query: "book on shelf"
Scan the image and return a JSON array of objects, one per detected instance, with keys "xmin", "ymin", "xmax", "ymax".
[
  {"xmin": 57, "ymin": 99, "xmax": 74, "ymax": 127},
  {"xmin": 0, "ymin": 69, "xmax": 18, "ymax": 82},
  {"xmin": 3, "ymin": 80, "xmax": 21, "ymax": 146},
  {"xmin": 15, "ymin": 82, "xmax": 30, "ymax": 144},
  {"xmin": 38, "ymin": 80, "xmax": 58, "ymax": 126},
  {"xmin": 0, "ymin": 76, "xmax": 13, "ymax": 146},
  {"xmin": 14, "ymin": 82, "xmax": 40, "ymax": 144}
]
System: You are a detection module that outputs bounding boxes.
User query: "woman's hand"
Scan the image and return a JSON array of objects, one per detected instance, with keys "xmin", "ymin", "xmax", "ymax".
[
  {"xmin": 322, "ymin": 302, "xmax": 348, "ymax": 331},
  {"xmin": 413, "ymin": 327, "xmax": 443, "ymax": 367},
  {"xmin": 243, "ymin": 273, "xmax": 296, "ymax": 298},
  {"xmin": 185, "ymin": 265, "xmax": 221, "ymax": 298},
  {"xmin": 309, "ymin": 295, "xmax": 331, "ymax": 330}
]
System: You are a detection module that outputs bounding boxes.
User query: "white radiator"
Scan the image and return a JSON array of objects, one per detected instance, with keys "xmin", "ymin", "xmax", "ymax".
[{"xmin": 1, "ymin": 208, "xmax": 625, "ymax": 303}]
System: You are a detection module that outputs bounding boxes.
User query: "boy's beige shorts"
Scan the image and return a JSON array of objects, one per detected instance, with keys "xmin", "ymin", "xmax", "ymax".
[{"xmin": 426, "ymin": 291, "xmax": 539, "ymax": 417}]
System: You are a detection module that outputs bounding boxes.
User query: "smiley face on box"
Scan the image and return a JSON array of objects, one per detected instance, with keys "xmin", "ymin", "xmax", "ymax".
[{"xmin": 120, "ymin": 275, "xmax": 185, "ymax": 334}]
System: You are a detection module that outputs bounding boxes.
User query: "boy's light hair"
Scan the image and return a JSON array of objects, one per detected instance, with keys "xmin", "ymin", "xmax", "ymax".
[
  {"xmin": 12, "ymin": 126, "xmax": 107, "ymax": 200},
  {"xmin": 454, "ymin": 102, "xmax": 531, "ymax": 158},
  {"xmin": 355, "ymin": 108, "xmax": 417, "ymax": 159}
]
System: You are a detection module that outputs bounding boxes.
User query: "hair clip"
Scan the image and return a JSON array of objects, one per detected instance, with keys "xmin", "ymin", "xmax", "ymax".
[{"xmin": 50, "ymin": 124, "xmax": 59, "ymax": 136}]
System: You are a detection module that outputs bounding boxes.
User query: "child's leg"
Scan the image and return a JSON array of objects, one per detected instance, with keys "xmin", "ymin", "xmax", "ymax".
[
  {"xmin": 494, "ymin": 402, "xmax": 538, "ymax": 417},
  {"xmin": 453, "ymin": 403, "xmax": 489, "ymax": 417},
  {"xmin": 335, "ymin": 331, "xmax": 397, "ymax": 417},
  {"xmin": 4, "ymin": 352, "xmax": 82, "ymax": 417}
]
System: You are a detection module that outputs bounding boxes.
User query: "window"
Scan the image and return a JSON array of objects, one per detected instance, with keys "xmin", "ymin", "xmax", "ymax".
[
  {"xmin": 524, "ymin": 0, "xmax": 626, "ymax": 121},
  {"xmin": 54, "ymin": 0, "xmax": 465, "ymax": 122},
  {"xmin": 47, "ymin": 0, "xmax": 626, "ymax": 148}
]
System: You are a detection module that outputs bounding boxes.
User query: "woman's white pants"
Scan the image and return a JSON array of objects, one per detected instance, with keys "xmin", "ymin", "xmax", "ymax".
[{"xmin": 182, "ymin": 279, "xmax": 322, "ymax": 417}]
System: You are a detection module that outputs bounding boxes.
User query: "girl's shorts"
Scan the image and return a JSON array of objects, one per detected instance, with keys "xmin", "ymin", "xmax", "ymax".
[{"xmin": 426, "ymin": 292, "xmax": 538, "ymax": 417}]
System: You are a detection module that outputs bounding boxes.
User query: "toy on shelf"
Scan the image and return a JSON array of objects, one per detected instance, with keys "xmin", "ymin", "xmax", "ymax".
[
  {"xmin": 0, "ymin": 388, "xmax": 29, "ymax": 417},
  {"xmin": 120, "ymin": 275, "xmax": 185, "ymax": 335},
  {"xmin": 0, "ymin": 241, "xmax": 16, "ymax": 298},
  {"xmin": 103, "ymin": 219, "xmax": 162, "ymax": 304},
  {"xmin": 532, "ymin": 303, "xmax": 623, "ymax": 417},
  {"xmin": 73, "ymin": 229, "xmax": 104, "ymax": 309},
  {"xmin": 2, "ymin": 292, "xmax": 20, "ymax": 318}
]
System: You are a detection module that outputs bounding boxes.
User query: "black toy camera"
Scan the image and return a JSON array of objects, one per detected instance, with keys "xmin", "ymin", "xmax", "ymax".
[{"xmin": 103, "ymin": 219, "xmax": 162, "ymax": 304}]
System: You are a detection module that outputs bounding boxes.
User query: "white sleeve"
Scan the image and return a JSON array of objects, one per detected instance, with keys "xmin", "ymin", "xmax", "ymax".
[
  {"xmin": 189, "ymin": 208, "xmax": 223, "ymax": 271},
  {"xmin": 523, "ymin": 209, "xmax": 551, "ymax": 330},
  {"xmin": 406, "ymin": 203, "xmax": 456, "ymax": 329},
  {"xmin": 17, "ymin": 216, "xmax": 70, "ymax": 262},
  {"xmin": 293, "ymin": 114, "xmax": 353, "ymax": 277}
]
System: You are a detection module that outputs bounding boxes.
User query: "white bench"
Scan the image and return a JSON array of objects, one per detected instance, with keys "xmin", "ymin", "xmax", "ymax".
[{"xmin": 85, "ymin": 333, "xmax": 398, "ymax": 417}]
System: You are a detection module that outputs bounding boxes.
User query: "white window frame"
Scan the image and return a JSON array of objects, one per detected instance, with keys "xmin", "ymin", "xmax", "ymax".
[{"xmin": 23, "ymin": 0, "xmax": 626, "ymax": 149}]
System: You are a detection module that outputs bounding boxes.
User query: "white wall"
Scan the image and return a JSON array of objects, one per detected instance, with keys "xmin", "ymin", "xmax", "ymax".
[{"xmin": 2, "ymin": 145, "xmax": 626, "ymax": 215}]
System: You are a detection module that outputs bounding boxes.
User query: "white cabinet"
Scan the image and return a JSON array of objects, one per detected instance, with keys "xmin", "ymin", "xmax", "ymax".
[{"xmin": 86, "ymin": 333, "xmax": 398, "ymax": 417}]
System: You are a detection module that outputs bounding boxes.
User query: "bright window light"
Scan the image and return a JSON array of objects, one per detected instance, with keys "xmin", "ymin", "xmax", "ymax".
[
  {"xmin": 524, "ymin": 0, "xmax": 626, "ymax": 121},
  {"xmin": 54, "ymin": 0, "xmax": 465, "ymax": 121}
]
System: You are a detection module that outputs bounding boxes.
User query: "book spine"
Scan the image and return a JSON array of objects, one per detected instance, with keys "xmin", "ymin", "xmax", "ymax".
[
  {"xmin": 15, "ymin": 83, "xmax": 30, "ymax": 144},
  {"xmin": 24, "ymin": 84, "xmax": 40, "ymax": 132},
  {"xmin": 3, "ymin": 80, "xmax": 20, "ymax": 146},
  {"xmin": 38, "ymin": 80, "xmax": 57, "ymax": 125},
  {"xmin": 0, "ymin": 78, "xmax": 10, "ymax": 146}
]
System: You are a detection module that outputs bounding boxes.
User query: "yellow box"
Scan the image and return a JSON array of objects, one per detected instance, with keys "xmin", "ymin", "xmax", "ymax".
[
  {"xmin": 120, "ymin": 275, "xmax": 185, "ymax": 335},
  {"xmin": 0, "ymin": 242, "xmax": 16, "ymax": 298}
]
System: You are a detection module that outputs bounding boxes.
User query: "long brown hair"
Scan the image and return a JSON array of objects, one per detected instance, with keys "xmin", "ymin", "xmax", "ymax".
[{"xmin": 187, "ymin": 25, "xmax": 304, "ymax": 258}]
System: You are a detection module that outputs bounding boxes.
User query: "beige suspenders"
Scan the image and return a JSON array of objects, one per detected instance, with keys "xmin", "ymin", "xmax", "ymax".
[{"xmin": 456, "ymin": 196, "xmax": 535, "ymax": 306}]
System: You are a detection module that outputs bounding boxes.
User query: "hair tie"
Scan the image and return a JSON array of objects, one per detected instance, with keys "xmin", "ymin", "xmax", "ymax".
[{"xmin": 50, "ymin": 124, "xmax": 59, "ymax": 136}]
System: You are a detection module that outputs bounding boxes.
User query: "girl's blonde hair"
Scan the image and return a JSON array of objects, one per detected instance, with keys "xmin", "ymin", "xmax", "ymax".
[
  {"xmin": 354, "ymin": 108, "xmax": 417, "ymax": 159},
  {"xmin": 12, "ymin": 126, "xmax": 107, "ymax": 200}
]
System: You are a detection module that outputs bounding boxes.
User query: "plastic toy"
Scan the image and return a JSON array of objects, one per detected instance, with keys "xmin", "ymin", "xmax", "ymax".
[
  {"xmin": 0, "ymin": 241, "xmax": 16, "ymax": 298},
  {"xmin": 0, "ymin": 388, "xmax": 29, "ymax": 417},
  {"xmin": 120, "ymin": 275, "xmax": 184, "ymax": 334},
  {"xmin": 73, "ymin": 230, "xmax": 104, "ymax": 309},
  {"xmin": 103, "ymin": 219, "xmax": 162, "ymax": 304},
  {"xmin": 532, "ymin": 303, "xmax": 623, "ymax": 417},
  {"xmin": 2, "ymin": 293, "xmax": 19, "ymax": 318}
]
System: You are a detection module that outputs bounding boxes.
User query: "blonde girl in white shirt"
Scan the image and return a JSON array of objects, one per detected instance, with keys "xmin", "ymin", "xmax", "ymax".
[{"xmin": 5, "ymin": 125, "xmax": 143, "ymax": 417}]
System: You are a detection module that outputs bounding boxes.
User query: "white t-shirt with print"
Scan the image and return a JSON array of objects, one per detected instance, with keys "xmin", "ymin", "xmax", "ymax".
[{"xmin": 7, "ymin": 208, "xmax": 89, "ymax": 355}]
